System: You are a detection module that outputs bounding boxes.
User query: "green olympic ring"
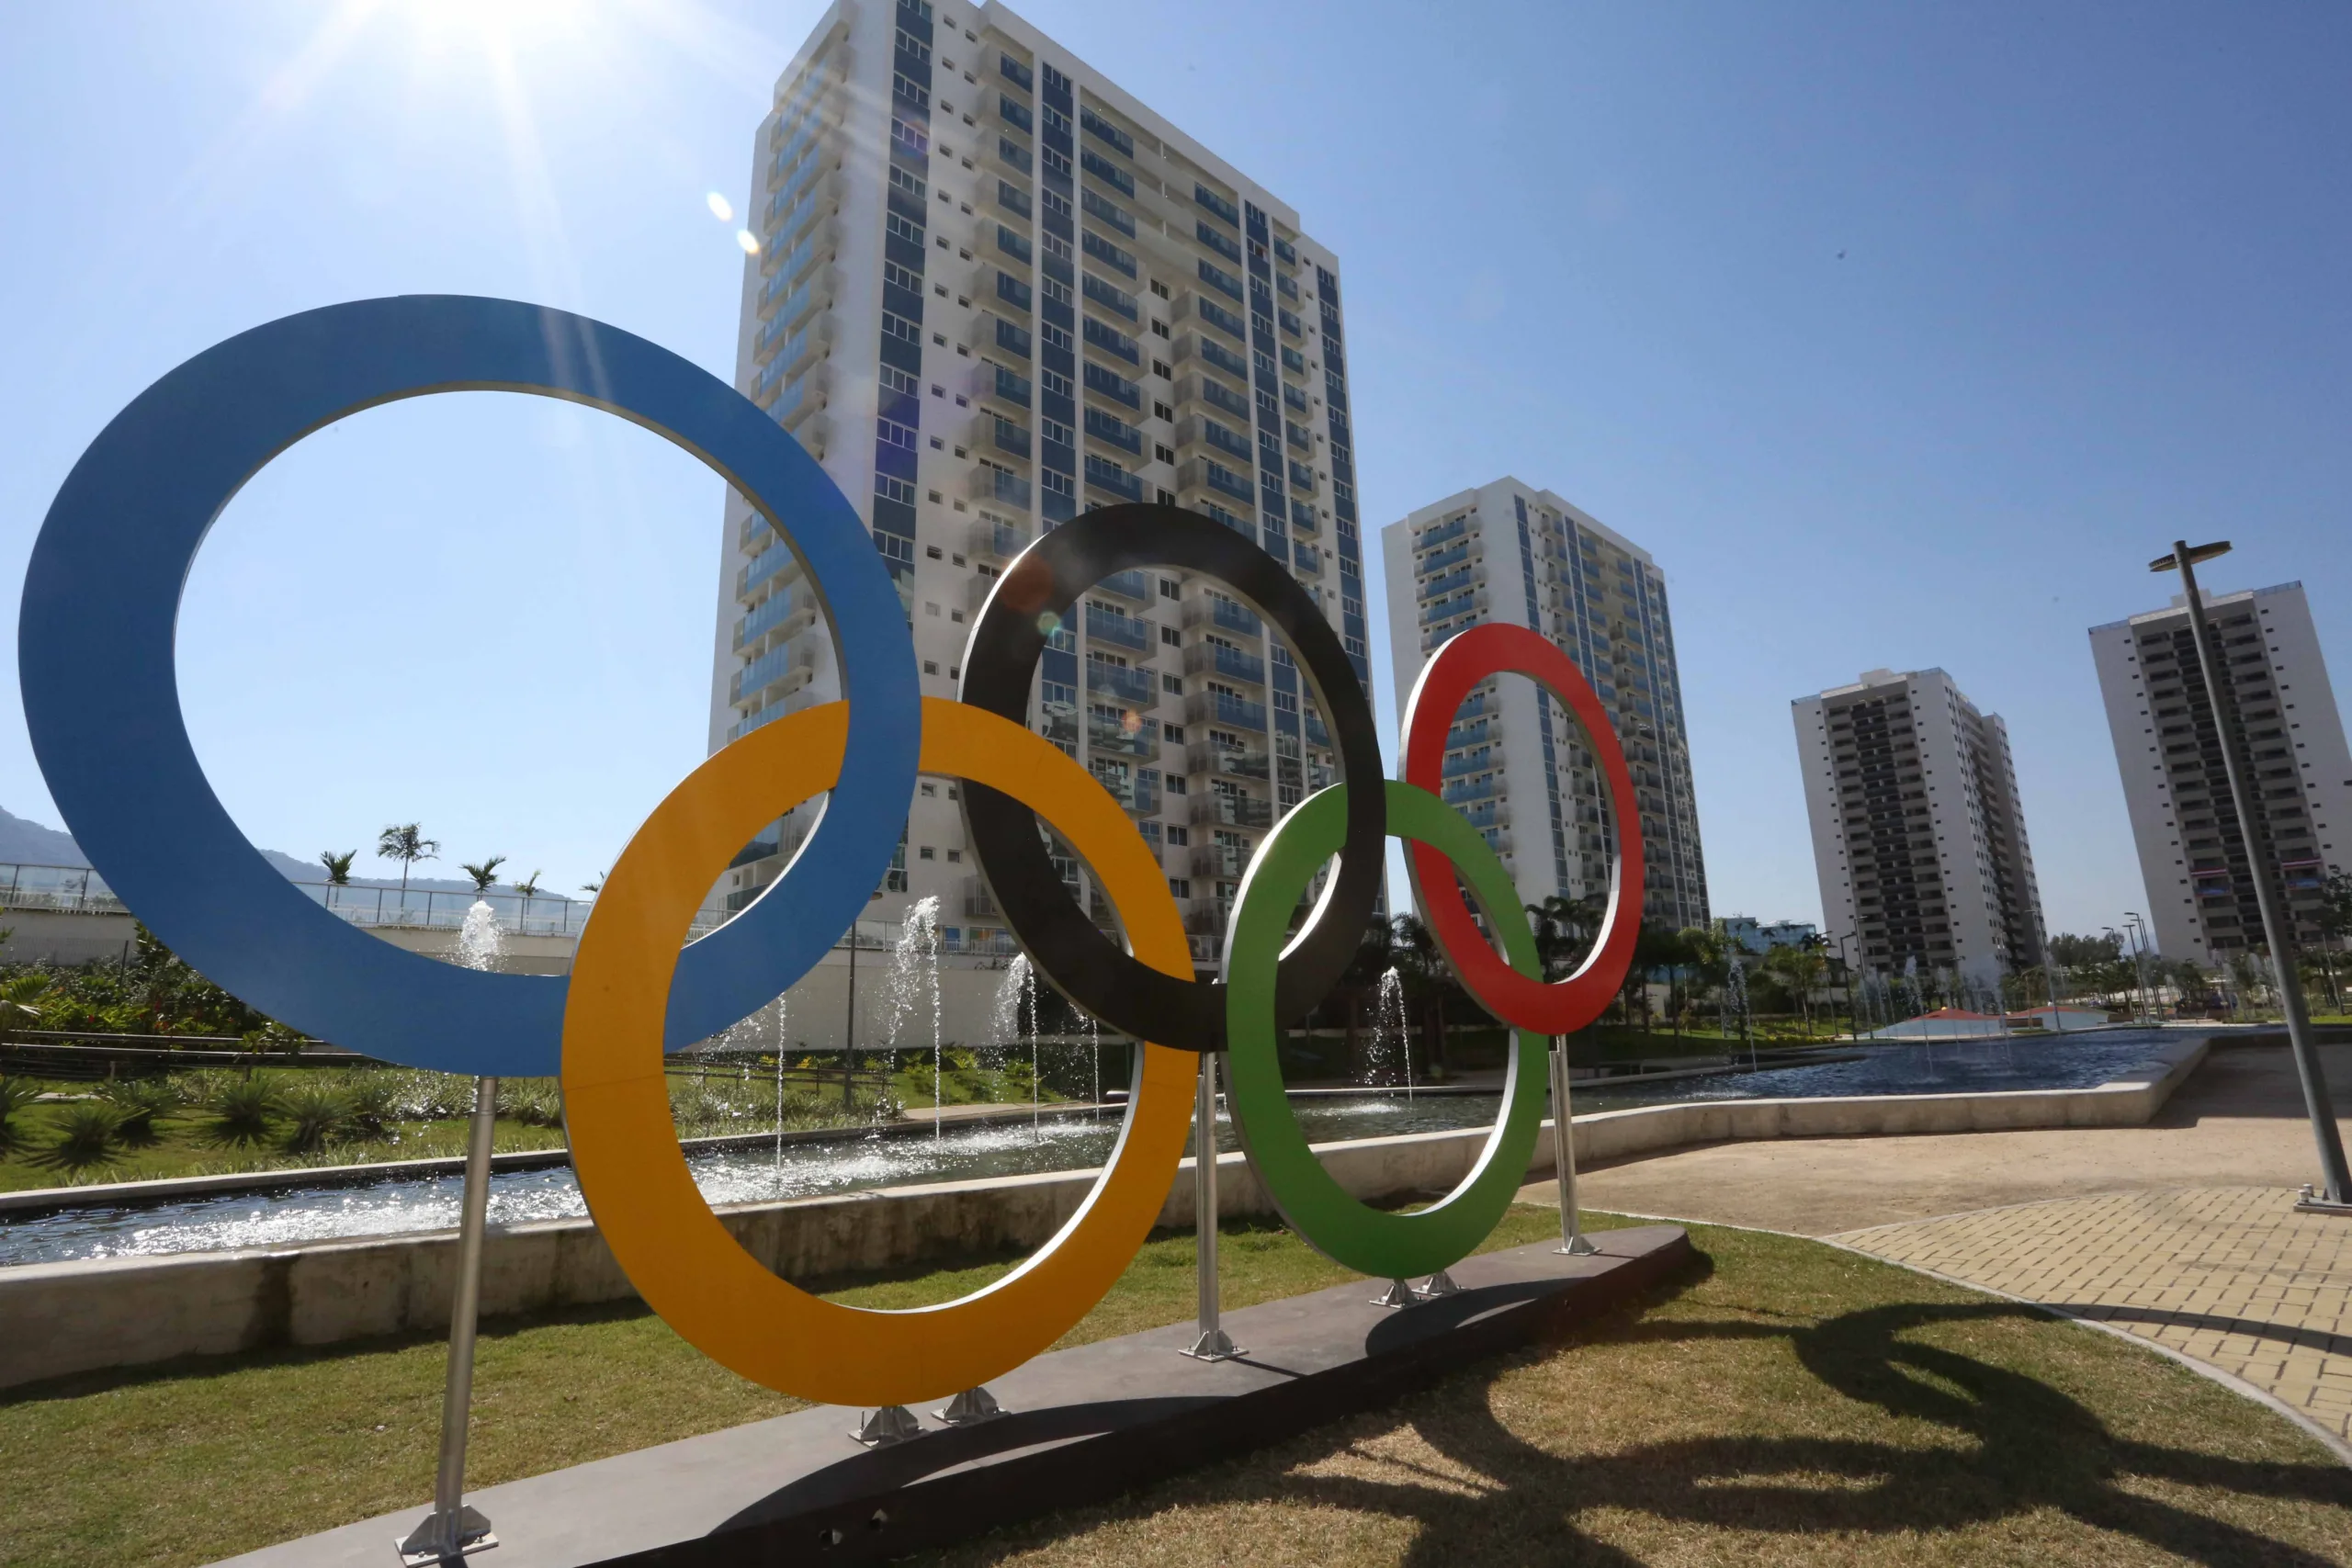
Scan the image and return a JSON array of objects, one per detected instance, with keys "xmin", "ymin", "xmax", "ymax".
[{"xmin": 1223, "ymin": 780, "xmax": 1549, "ymax": 1281}]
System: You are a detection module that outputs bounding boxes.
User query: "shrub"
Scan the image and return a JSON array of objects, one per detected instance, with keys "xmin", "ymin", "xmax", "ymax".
[
  {"xmin": 43, "ymin": 1100, "xmax": 126, "ymax": 1170},
  {"xmin": 0, "ymin": 1077, "xmax": 40, "ymax": 1152},
  {"xmin": 100, "ymin": 1078, "xmax": 180, "ymax": 1144},
  {"xmin": 207, "ymin": 1077, "xmax": 279, "ymax": 1145},
  {"xmin": 343, "ymin": 1073, "xmax": 401, "ymax": 1138},
  {"xmin": 496, "ymin": 1077, "xmax": 564, "ymax": 1128},
  {"xmin": 278, "ymin": 1085, "xmax": 353, "ymax": 1153}
]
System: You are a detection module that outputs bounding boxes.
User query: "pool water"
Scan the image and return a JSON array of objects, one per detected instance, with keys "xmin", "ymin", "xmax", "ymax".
[{"xmin": 0, "ymin": 1030, "xmax": 2199, "ymax": 1267}]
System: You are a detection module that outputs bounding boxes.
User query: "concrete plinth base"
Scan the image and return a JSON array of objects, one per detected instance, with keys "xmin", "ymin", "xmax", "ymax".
[{"xmin": 213, "ymin": 1227, "xmax": 1690, "ymax": 1568}]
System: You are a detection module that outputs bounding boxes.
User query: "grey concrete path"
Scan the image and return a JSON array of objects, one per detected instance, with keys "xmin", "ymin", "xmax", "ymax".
[{"xmin": 1517, "ymin": 1041, "xmax": 2352, "ymax": 1236}]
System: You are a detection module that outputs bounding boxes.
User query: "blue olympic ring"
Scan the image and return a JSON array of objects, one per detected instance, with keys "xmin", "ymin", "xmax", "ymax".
[{"xmin": 18, "ymin": 296, "xmax": 920, "ymax": 1077}]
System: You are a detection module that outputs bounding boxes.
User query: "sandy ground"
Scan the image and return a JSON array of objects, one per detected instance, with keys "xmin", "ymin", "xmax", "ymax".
[{"xmin": 1516, "ymin": 1040, "xmax": 2352, "ymax": 1235}]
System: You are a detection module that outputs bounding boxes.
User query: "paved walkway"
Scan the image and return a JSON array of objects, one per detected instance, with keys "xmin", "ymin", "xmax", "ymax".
[
  {"xmin": 1511, "ymin": 1040, "xmax": 2352, "ymax": 1455},
  {"xmin": 1833, "ymin": 1187, "xmax": 2352, "ymax": 1449}
]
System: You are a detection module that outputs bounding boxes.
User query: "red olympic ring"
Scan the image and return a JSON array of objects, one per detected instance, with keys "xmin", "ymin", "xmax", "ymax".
[{"xmin": 1399, "ymin": 622, "xmax": 1645, "ymax": 1034}]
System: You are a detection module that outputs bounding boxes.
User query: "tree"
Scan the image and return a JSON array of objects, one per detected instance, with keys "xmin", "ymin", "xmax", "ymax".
[
  {"xmin": 377, "ymin": 824, "xmax": 440, "ymax": 897},
  {"xmin": 459, "ymin": 855, "xmax": 508, "ymax": 895},
  {"xmin": 1763, "ymin": 941, "xmax": 1828, "ymax": 1037},
  {"xmin": 1523, "ymin": 894, "xmax": 1602, "ymax": 982},
  {"xmin": 317, "ymin": 850, "xmax": 356, "ymax": 886},
  {"xmin": 0, "ymin": 973, "xmax": 50, "ymax": 1041},
  {"xmin": 514, "ymin": 869, "xmax": 544, "ymax": 899}
]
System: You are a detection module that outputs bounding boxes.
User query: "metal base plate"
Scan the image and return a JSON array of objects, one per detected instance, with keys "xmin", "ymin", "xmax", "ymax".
[
  {"xmin": 1415, "ymin": 1269, "xmax": 1462, "ymax": 1300},
  {"xmin": 1370, "ymin": 1279, "xmax": 1419, "ymax": 1310},
  {"xmin": 2294, "ymin": 1196, "xmax": 2352, "ymax": 1217},
  {"xmin": 1182, "ymin": 1326, "xmax": 1244, "ymax": 1360},
  {"xmin": 849, "ymin": 1404, "xmax": 925, "ymax": 1447},
  {"xmin": 394, "ymin": 1505, "xmax": 496, "ymax": 1565},
  {"xmin": 933, "ymin": 1387, "xmax": 1005, "ymax": 1426},
  {"xmin": 1555, "ymin": 1234, "xmax": 1600, "ymax": 1256}
]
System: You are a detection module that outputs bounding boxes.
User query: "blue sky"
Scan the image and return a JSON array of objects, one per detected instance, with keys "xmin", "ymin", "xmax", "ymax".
[{"xmin": 0, "ymin": 1, "xmax": 2346, "ymax": 939}]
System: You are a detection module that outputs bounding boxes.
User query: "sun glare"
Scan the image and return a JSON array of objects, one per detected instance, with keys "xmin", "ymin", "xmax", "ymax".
[{"xmin": 707, "ymin": 191, "xmax": 734, "ymax": 222}]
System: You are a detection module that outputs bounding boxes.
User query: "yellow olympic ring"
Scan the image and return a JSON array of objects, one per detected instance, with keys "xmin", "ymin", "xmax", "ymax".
[{"xmin": 560, "ymin": 698, "xmax": 1198, "ymax": 1406}]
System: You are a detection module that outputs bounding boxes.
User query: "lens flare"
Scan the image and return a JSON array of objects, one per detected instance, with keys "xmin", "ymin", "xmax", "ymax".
[
  {"xmin": 706, "ymin": 191, "xmax": 734, "ymax": 221},
  {"xmin": 735, "ymin": 230, "xmax": 760, "ymax": 255}
]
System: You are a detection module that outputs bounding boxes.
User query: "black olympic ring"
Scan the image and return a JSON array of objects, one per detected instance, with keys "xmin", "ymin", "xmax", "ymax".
[{"xmin": 958, "ymin": 504, "xmax": 1385, "ymax": 1052}]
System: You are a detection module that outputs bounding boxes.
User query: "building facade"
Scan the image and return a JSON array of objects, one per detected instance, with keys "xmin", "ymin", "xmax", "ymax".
[
  {"xmin": 1378, "ymin": 479, "xmax": 1708, "ymax": 931},
  {"xmin": 708, "ymin": 0, "xmax": 1373, "ymax": 964},
  {"xmin": 1719, "ymin": 916, "xmax": 1820, "ymax": 956},
  {"xmin": 1793, "ymin": 668, "xmax": 2045, "ymax": 988},
  {"xmin": 2089, "ymin": 582, "xmax": 2352, "ymax": 967}
]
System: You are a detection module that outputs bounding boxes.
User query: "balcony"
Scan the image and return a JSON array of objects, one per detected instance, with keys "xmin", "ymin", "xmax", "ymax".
[
  {"xmin": 1084, "ymin": 602, "xmax": 1151, "ymax": 652},
  {"xmin": 968, "ymin": 515, "xmax": 1032, "ymax": 559},
  {"xmin": 1282, "ymin": 381, "xmax": 1310, "ymax": 415},
  {"xmin": 1177, "ymin": 374, "xmax": 1253, "ymax": 423},
  {"xmin": 729, "ymin": 639, "xmax": 817, "ymax": 706},
  {"xmin": 1084, "ymin": 455, "xmax": 1145, "ymax": 505},
  {"xmin": 1176, "ymin": 414, "xmax": 1254, "ymax": 467},
  {"xmin": 974, "ymin": 263, "xmax": 1033, "ymax": 320},
  {"xmin": 736, "ymin": 540, "xmax": 804, "ymax": 601},
  {"xmin": 1194, "ymin": 846, "xmax": 1250, "ymax": 884},
  {"xmin": 1096, "ymin": 568, "xmax": 1152, "ymax": 603},
  {"xmin": 1085, "ymin": 660, "xmax": 1159, "ymax": 708},
  {"xmin": 1304, "ymin": 712, "xmax": 1330, "ymax": 749},
  {"xmin": 969, "ymin": 414, "xmax": 1031, "ymax": 466},
  {"xmin": 1417, "ymin": 516, "xmax": 1471, "ymax": 553},
  {"xmin": 1289, "ymin": 507, "xmax": 1321, "ymax": 537},
  {"xmin": 1293, "ymin": 541, "xmax": 1321, "ymax": 575},
  {"xmin": 1172, "ymin": 290, "xmax": 1249, "ymax": 344},
  {"xmin": 1181, "ymin": 457, "xmax": 1255, "ymax": 507},
  {"xmin": 752, "ymin": 265, "xmax": 836, "ymax": 356},
  {"xmin": 1174, "ymin": 333, "xmax": 1251, "ymax": 387},
  {"xmin": 968, "ymin": 466, "xmax": 1033, "ymax": 510},
  {"xmin": 1443, "ymin": 775, "xmax": 1500, "ymax": 807},
  {"xmin": 972, "ymin": 359, "xmax": 1032, "ymax": 415},
  {"xmin": 754, "ymin": 220, "xmax": 835, "ymax": 314},
  {"xmin": 1183, "ymin": 641, "xmax": 1266, "ymax": 685},
  {"xmin": 1188, "ymin": 739, "xmax": 1270, "ymax": 781},
  {"xmin": 769, "ymin": 362, "xmax": 830, "ymax": 434},
  {"xmin": 1082, "ymin": 407, "xmax": 1143, "ymax": 458},
  {"xmin": 978, "ymin": 221, "xmax": 1033, "ymax": 270},
  {"xmin": 1089, "ymin": 762, "xmax": 1159, "ymax": 817},
  {"xmin": 962, "ymin": 875, "xmax": 1003, "ymax": 920},
  {"xmin": 1182, "ymin": 594, "xmax": 1263, "ymax": 637},
  {"xmin": 762, "ymin": 170, "xmax": 842, "ymax": 250},
  {"xmin": 971, "ymin": 313, "xmax": 1033, "ymax": 361},
  {"xmin": 1288, "ymin": 459, "xmax": 1317, "ymax": 494},
  {"xmin": 1192, "ymin": 791, "xmax": 1273, "ymax": 830},
  {"xmin": 1185, "ymin": 689, "xmax": 1268, "ymax": 731},
  {"xmin": 732, "ymin": 582, "xmax": 818, "ymax": 652},
  {"xmin": 1088, "ymin": 718, "xmax": 1159, "ymax": 760}
]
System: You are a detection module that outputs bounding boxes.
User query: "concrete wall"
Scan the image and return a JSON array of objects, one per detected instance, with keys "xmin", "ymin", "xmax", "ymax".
[
  {"xmin": 0, "ymin": 908, "xmax": 140, "ymax": 967},
  {"xmin": 0, "ymin": 1038, "xmax": 2205, "ymax": 1391}
]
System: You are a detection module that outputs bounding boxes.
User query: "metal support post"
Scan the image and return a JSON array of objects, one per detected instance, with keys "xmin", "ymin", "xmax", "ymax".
[
  {"xmin": 850, "ymin": 1405, "xmax": 923, "ymax": 1447},
  {"xmin": 396, "ymin": 1077, "xmax": 500, "ymax": 1565},
  {"xmin": 1182, "ymin": 1054, "xmax": 1241, "ymax": 1359},
  {"xmin": 1550, "ymin": 1041, "xmax": 1598, "ymax": 1256},
  {"xmin": 2165, "ymin": 542, "xmax": 2352, "ymax": 1208}
]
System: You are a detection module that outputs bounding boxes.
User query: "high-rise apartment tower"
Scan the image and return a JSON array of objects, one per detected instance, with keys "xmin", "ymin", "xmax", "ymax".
[
  {"xmin": 1379, "ymin": 479, "xmax": 1709, "ymax": 930},
  {"xmin": 708, "ymin": 0, "xmax": 1373, "ymax": 964},
  {"xmin": 2089, "ymin": 581, "xmax": 2351, "ymax": 966},
  {"xmin": 1793, "ymin": 668, "xmax": 2045, "ymax": 987}
]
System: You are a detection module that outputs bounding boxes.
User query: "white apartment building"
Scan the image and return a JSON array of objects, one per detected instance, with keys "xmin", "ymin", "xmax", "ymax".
[
  {"xmin": 1379, "ymin": 479, "xmax": 1709, "ymax": 930},
  {"xmin": 708, "ymin": 0, "xmax": 1373, "ymax": 965},
  {"xmin": 2090, "ymin": 582, "xmax": 2352, "ymax": 966},
  {"xmin": 1793, "ymin": 668, "xmax": 2045, "ymax": 988}
]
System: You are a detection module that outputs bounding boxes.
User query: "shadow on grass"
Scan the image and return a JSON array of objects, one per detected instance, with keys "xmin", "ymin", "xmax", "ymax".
[{"xmin": 947, "ymin": 1268, "xmax": 2352, "ymax": 1568}]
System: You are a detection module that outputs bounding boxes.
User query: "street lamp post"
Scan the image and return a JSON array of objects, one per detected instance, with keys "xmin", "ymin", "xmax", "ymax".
[
  {"xmin": 2123, "ymin": 912, "xmax": 2156, "ymax": 1024},
  {"xmin": 2151, "ymin": 540, "xmax": 2350, "ymax": 1208},
  {"xmin": 1833, "ymin": 932, "xmax": 1858, "ymax": 1041}
]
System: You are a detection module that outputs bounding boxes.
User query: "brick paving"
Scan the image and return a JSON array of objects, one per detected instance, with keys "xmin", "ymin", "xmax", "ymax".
[{"xmin": 1833, "ymin": 1187, "xmax": 2352, "ymax": 1447}]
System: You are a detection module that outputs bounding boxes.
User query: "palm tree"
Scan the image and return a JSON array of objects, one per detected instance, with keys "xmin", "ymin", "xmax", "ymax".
[
  {"xmin": 459, "ymin": 856, "xmax": 507, "ymax": 895},
  {"xmin": 376, "ymin": 824, "xmax": 439, "ymax": 897},
  {"xmin": 0, "ymin": 973, "xmax": 50, "ymax": 1041},
  {"xmin": 318, "ymin": 850, "xmax": 356, "ymax": 886},
  {"xmin": 1523, "ymin": 894, "xmax": 1602, "ymax": 981},
  {"xmin": 514, "ymin": 869, "xmax": 544, "ymax": 927}
]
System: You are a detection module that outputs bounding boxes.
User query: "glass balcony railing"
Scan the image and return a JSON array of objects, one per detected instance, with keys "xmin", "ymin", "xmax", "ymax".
[
  {"xmin": 1442, "ymin": 749, "xmax": 1493, "ymax": 780},
  {"xmin": 969, "ymin": 515, "xmax": 1032, "ymax": 558},
  {"xmin": 1083, "ymin": 408, "xmax": 1142, "ymax": 457},
  {"xmin": 1088, "ymin": 720, "xmax": 1159, "ymax": 760},
  {"xmin": 1096, "ymin": 568, "xmax": 1151, "ymax": 602},
  {"xmin": 969, "ymin": 467, "xmax": 1033, "ymax": 509},
  {"xmin": 1443, "ymin": 775, "xmax": 1500, "ymax": 807},
  {"xmin": 1085, "ymin": 604, "xmax": 1150, "ymax": 652},
  {"xmin": 1084, "ymin": 457, "xmax": 1144, "ymax": 504},
  {"xmin": 1085, "ymin": 660, "xmax": 1159, "ymax": 706},
  {"xmin": 1304, "ymin": 712, "xmax": 1330, "ymax": 749},
  {"xmin": 1187, "ymin": 690, "xmax": 1268, "ymax": 731},
  {"xmin": 1188, "ymin": 740, "xmax": 1270, "ymax": 780},
  {"xmin": 1183, "ymin": 594, "xmax": 1263, "ymax": 637},
  {"xmin": 1184, "ymin": 641, "xmax": 1265, "ymax": 685},
  {"xmin": 1418, "ymin": 516, "xmax": 1470, "ymax": 552},
  {"xmin": 1192, "ymin": 791, "xmax": 1274, "ymax": 829}
]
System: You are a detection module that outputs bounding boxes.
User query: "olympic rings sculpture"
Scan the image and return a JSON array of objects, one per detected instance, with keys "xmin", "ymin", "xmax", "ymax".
[{"xmin": 20, "ymin": 298, "xmax": 1645, "ymax": 1407}]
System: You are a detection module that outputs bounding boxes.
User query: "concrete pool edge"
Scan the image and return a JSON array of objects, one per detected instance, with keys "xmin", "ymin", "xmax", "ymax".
[{"xmin": 0, "ymin": 1037, "xmax": 2208, "ymax": 1391}]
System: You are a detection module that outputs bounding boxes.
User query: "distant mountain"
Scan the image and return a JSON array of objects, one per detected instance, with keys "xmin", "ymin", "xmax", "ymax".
[
  {"xmin": 1, "ymin": 808, "xmax": 537, "ymax": 897},
  {"xmin": 0, "ymin": 807, "xmax": 87, "ymax": 867}
]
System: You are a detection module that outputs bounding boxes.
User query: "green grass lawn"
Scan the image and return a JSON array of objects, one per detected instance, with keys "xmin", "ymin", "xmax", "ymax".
[{"xmin": 3, "ymin": 1207, "xmax": 2346, "ymax": 1568}]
